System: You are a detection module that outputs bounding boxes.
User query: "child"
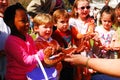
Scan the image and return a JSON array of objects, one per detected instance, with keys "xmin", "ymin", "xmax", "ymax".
[
  {"xmin": 51, "ymin": 9, "xmax": 74, "ymax": 80},
  {"xmin": 91, "ymin": 5, "xmax": 120, "ymax": 80},
  {"xmin": 69, "ymin": 0, "xmax": 95, "ymax": 47},
  {"xmin": 33, "ymin": 13, "xmax": 62, "ymax": 80},
  {"xmin": 110, "ymin": 2, "xmax": 120, "ymax": 54},
  {"xmin": 69, "ymin": 0, "xmax": 95, "ymax": 79},
  {"xmin": 52, "ymin": 9, "xmax": 72, "ymax": 48},
  {"xmin": 3, "ymin": 3, "xmax": 44, "ymax": 80},
  {"xmin": 95, "ymin": 6, "xmax": 115, "ymax": 58}
]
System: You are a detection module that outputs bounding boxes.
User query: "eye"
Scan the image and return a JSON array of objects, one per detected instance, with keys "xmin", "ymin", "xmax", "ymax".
[
  {"xmin": 21, "ymin": 19, "xmax": 29, "ymax": 23},
  {"xmin": 60, "ymin": 21, "xmax": 65, "ymax": 23}
]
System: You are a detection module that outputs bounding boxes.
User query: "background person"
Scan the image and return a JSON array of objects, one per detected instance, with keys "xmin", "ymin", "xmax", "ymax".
[
  {"xmin": 26, "ymin": 0, "xmax": 65, "ymax": 15},
  {"xmin": 0, "ymin": 0, "xmax": 10, "ymax": 79}
]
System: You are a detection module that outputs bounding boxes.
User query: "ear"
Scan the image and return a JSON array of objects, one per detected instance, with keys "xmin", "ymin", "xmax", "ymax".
[{"xmin": 33, "ymin": 24, "xmax": 39, "ymax": 32}]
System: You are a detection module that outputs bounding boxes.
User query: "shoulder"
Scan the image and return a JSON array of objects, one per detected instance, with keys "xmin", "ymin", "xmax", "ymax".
[
  {"xmin": 69, "ymin": 18, "xmax": 76, "ymax": 22},
  {"xmin": 95, "ymin": 26, "xmax": 103, "ymax": 32}
]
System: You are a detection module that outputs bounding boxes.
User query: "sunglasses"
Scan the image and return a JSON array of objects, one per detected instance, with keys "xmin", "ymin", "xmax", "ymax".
[{"xmin": 78, "ymin": 6, "xmax": 90, "ymax": 10}]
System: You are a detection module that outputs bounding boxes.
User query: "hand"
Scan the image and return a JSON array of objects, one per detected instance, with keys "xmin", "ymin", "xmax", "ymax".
[{"xmin": 64, "ymin": 54, "xmax": 85, "ymax": 65}]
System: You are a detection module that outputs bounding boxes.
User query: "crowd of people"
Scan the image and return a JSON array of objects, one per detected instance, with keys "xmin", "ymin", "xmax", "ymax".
[{"xmin": 0, "ymin": 0, "xmax": 120, "ymax": 80}]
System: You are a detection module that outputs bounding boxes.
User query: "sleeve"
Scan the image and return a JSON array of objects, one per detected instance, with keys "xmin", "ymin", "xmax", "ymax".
[
  {"xmin": 5, "ymin": 36, "xmax": 43, "ymax": 66},
  {"xmin": 27, "ymin": 0, "xmax": 46, "ymax": 14}
]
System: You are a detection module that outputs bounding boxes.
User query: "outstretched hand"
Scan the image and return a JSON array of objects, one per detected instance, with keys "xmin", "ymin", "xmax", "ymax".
[{"xmin": 64, "ymin": 54, "xmax": 86, "ymax": 65}]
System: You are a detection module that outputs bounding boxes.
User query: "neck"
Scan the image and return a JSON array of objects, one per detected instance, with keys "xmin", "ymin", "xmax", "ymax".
[
  {"xmin": 0, "ymin": 13, "xmax": 4, "ymax": 17},
  {"xmin": 78, "ymin": 16, "xmax": 87, "ymax": 22}
]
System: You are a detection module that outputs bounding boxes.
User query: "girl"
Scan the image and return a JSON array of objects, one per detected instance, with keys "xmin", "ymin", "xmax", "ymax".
[
  {"xmin": 69, "ymin": 0, "xmax": 95, "ymax": 79},
  {"xmin": 69, "ymin": 0, "xmax": 95, "ymax": 46},
  {"xmin": 91, "ymin": 5, "xmax": 120, "ymax": 80},
  {"xmin": 3, "ymin": 3, "xmax": 44, "ymax": 80},
  {"xmin": 110, "ymin": 2, "xmax": 120, "ymax": 54},
  {"xmin": 95, "ymin": 6, "xmax": 115, "ymax": 58}
]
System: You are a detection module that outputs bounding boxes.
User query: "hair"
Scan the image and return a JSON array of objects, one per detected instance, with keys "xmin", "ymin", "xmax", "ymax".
[
  {"xmin": 115, "ymin": 2, "xmax": 120, "ymax": 27},
  {"xmin": 3, "ymin": 2, "xmax": 26, "ymax": 35},
  {"xmin": 33, "ymin": 13, "xmax": 53, "ymax": 26},
  {"xmin": 27, "ymin": 12, "xmax": 37, "ymax": 18},
  {"xmin": 53, "ymin": 9, "xmax": 70, "ymax": 23},
  {"xmin": 99, "ymin": 5, "xmax": 115, "ymax": 25},
  {"xmin": 71, "ymin": 0, "xmax": 90, "ymax": 18}
]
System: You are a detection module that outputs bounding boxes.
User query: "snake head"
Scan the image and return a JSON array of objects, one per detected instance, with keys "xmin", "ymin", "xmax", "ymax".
[{"xmin": 43, "ymin": 47, "xmax": 66, "ymax": 66}]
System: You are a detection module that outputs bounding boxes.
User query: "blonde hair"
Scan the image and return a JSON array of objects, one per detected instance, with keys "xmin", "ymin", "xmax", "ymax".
[
  {"xmin": 71, "ymin": 0, "xmax": 90, "ymax": 18},
  {"xmin": 33, "ymin": 13, "xmax": 53, "ymax": 25},
  {"xmin": 53, "ymin": 9, "xmax": 70, "ymax": 23}
]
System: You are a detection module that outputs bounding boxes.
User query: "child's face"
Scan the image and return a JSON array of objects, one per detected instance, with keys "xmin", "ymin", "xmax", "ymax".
[
  {"xmin": 77, "ymin": 0, "xmax": 90, "ymax": 19},
  {"xmin": 14, "ymin": 9, "xmax": 29, "ymax": 35},
  {"xmin": 55, "ymin": 18, "xmax": 69, "ymax": 32},
  {"xmin": 101, "ymin": 12, "xmax": 113, "ymax": 31},
  {"xmin": 38, "ymin": 23, "xmax": 53, "ymax": 40}
]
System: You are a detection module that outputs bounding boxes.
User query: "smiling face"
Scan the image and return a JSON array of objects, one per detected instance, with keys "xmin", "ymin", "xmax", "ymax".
[
  {"xmin": 37, "ymin": 23, "xmax": 53, "ymax": 40},
  {"xmin": 14, "ymin": 9, "xmax": 29, "ymax": 36},
  {"xmin": 76, "ymin": 0, "xmax": 90, "ymax": 19},
  {"xmin": 101, "ymin": 12, "xmax": 113, "ymax": 31}
]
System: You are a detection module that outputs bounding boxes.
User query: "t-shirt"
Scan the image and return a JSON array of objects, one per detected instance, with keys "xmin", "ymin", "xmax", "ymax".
[{"xmin": 95, "ymin": 25, "xmax": 115, "ymax": 47}]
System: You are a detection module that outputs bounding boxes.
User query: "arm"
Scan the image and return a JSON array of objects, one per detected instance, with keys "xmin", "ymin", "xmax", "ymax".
[
  {"xmin": 64, "ymin": 54, "xmax": 120, "ymax": 77},
  {"xmin": 5, "ymin": 35, "xmax": 44, "ymax": 66},
  {"xmin": 27, "ymin": 0, "xmax": 50, "ymax": 14}
]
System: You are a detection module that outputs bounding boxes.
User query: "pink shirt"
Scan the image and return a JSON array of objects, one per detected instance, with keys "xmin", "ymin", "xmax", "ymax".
[{"xmin": 5, "ymin": 34, "xmax": 44, "ymax": 80}]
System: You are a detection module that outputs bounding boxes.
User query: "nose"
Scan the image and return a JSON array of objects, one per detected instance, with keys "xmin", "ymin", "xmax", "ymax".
[{"xmin": 105, "ymin": 21, "xmax": 109, "ymax": 24}]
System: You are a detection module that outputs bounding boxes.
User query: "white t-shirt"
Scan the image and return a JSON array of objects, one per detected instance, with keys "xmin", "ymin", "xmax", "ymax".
[
  {"xmin": 69, "ymin": 18, "xmax": 89, "ymax": 34},
  {"xmin": 95, "ymin": 25, "xmax": 115, "ymax": 47},
  {"xmin": 0, "ymin": 17, "xmax": 10, "ymax": 50}
]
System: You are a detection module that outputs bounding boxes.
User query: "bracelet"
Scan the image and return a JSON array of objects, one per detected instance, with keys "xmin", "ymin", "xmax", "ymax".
[{"xmin": 86, "ymin": 58, "xmax": 90, "ymax": 68}]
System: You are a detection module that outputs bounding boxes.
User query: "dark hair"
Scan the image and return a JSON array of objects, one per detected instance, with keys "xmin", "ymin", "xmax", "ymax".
[
  {"xmin": 99, "ymin": 5, "xmax": 115, "ymax": 24},
  {"xmin": 115, "ymin": 2, "xmax": 120, "ymax": 27},
  {"xmin": 3, "ymin": 2, "xmax": 26, "ymax": 35},
  {"xmin": 27, "ymin": 12, "xmax": 37, "ymax": 18}
]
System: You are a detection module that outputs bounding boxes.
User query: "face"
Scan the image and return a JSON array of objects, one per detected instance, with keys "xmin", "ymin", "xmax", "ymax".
[
  {"xmin": 55, "ymin": 18, "xmax": 69, "ymax": 32},
  {"xmin": 14, "ymin": 9, "xmax": 29, "ymax": 35},
  {"xmin": 101, "ymin": 12, "xmax": 113, "ymax": 31},
  {"xmin": 0, "ymin": 0, "xmax": 8, "ymax": 14},
  {"xmin": 37, "ymin": 23, "xmax": 53, "ymax": 40},
  {"xmin": 76, "ymin": 0, "xmax": 90, "ymax": 19}
]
